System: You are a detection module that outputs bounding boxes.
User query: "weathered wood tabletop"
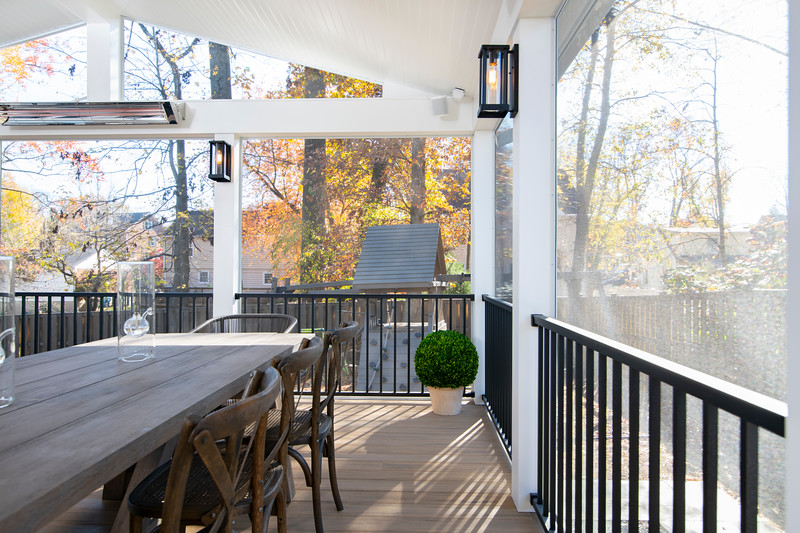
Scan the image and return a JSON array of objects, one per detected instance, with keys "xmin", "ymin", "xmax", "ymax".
[{"xmin": 0, "ymin": 332, "xmax": 310, "ymax": 533}]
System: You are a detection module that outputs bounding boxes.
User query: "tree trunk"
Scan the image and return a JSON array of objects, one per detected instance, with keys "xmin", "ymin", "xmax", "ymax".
[
  {"xmin": 209, "ymin": 42, "xmax": 232, "ymax": 99},
  {"xmin": 171, "ymin": 139, "xmax": 191, "ymax": 290},
  {"xmin": 570, "ymin": 16, "xmax": 616, "ymax": 305},
  {"xmin": 301, "ymin": 67, "xmax": 328, "ymax": 282},
  {"xmin": 710, "ymin": 52, "xmax": 727, "ymax": 265},
  {"xmin": 409, "ymin": 138, "xmax": 426, "ymax": 224}
]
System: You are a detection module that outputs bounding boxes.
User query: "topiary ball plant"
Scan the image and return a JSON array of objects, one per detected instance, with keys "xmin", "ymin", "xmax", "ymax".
[{"xmin": 414, "ymin": 330, "xmax": 479, "ymax": 389}]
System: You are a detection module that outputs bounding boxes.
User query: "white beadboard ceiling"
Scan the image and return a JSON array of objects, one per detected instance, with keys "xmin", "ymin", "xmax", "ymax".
[{"xmin": 0, "ymin": 0, "xmax": 561, "ymax": 98}]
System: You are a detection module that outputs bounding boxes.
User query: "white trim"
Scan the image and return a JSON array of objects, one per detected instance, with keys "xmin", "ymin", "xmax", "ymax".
[
  {"xmin": 470, "ymin": 130, "xmax": 496, "ymax": 404},
  {"xmin": 212, "ymin": 134, "xmax": 242, "ymax": 317},
  {"xmin": 786, "ymin": 0, "xmax": 798, "ymax": 525},
  {"xmin": 0, "ymin": 98, "xmax": 479, "ymax": 141}
]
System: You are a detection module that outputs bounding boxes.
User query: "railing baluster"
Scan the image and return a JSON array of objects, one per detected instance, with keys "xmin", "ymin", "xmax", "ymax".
[
  {"xmin": 649, "ymin": 377, "xmax": 661, "ymax": 533},
  {"xmin": 20, "ymin": 295, "xmax": 28, "ymax": 357},
  {"xmin": 702, "ymin": 403, "xmax": 718, "ymax": 533},
  {"xmin": 598, "ymin": 354, "xmax": 607, "ymax": 530},
  {"xmin": 542, "ymin": 327, "xmax": 551, "ymax": 515},
  {"xmin": 46, "ymin": 296, "xmax": 53, "ymax": 352},
  {"xmin": 612, "ymin": 361, "xmax": 622, "ymax": 533},
  {"xmin": 740, "ymin": 420, "xmax": 758, "ymax": 532},
  {"xmin": 34, "ymin": 295, "xmax": 40, "ymax": 353},
  {"xmin": 406, "ymin": 298, "xmax": 412, "ymax": 396},
  {"xmin": 575, "ymin": 343, "xmax": 584, "ymax": 532},
  {"xmin": 585, "ymin": 348, "xmax": 595, "ymax": 533},
  {"xmin": 59, "ymin": 295, "xmax": 66, "ymax": 349},
  {"xmin": 72, "ymin": 296, "xmax": 78, "ymax": 346},
  {"xmin": 392, "ymin": 297, "xmax": 398, "ymax": 393},
  {"xmin": 673, "ymin": 389, "xmax": 686, "ymax": 533},
  {"xmin": 550, "ymin": 330, "xmax": 558, "ymax": 524},
  {"xmin": 629, "ymin": 368, "xmax": 640, "ymax": 532},
  {"xmin": 555, "ymin": 334, "xmax": 565, "ymax": 532},
  {"xmin": 566, "ymin": 339, "xmax": 574, "ymax": 532}
]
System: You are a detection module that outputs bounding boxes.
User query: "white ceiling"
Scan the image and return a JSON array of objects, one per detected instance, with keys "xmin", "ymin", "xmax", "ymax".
[{"xmin": 0, "ymin": 0, "xmax": 562, "ymax": 99}]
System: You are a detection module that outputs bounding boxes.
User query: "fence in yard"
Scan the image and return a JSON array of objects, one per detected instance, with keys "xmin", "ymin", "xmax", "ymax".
[{"xmin": 557, "ymin": 290, "xmax": 787, "ymax": 399}]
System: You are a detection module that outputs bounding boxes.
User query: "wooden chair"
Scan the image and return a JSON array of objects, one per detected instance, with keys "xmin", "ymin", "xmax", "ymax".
[
  {"xmin": 128, "ymin": 366, "xmax": 288, "ymax": 533},
  {"xmin": 288, "ymin": 321, "xmax": 361, "ymax": 533},
  {"xmin": 190, "ymin": 314, "xmax": 298, "ymax": 334},
  {"xmin": 264, "ymin": 336, "xmax": 324, "ymax": 500}
]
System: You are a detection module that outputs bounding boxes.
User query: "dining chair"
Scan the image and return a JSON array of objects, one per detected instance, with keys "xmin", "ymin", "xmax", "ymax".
[
  {"xmin": 288, "ymin": 320, "xmax": 361, "ymax": 533},
  {"xmin": 128, "ymin": 366, "xmax": 288, "ymax": 533},
  {"xmin": 190, "ymin": 313, "xmax": 298, "ymax": 334},
  {"xmin": 264, "ymin": 336, "xmax": 324, "ymax": 498}
]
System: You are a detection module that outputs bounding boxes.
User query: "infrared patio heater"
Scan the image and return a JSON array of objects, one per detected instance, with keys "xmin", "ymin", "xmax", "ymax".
[{"xmin": 477, "ymin": 44, "xmax": 518, "ymax": 119}]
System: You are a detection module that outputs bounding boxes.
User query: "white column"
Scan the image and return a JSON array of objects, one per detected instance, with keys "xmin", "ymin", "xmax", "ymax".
[
  {"xmin": 786, "ymin": 0, "xmax": 799, "ymax": 526},
  {"xmin": 86, "ymin": 18, "xmax": 123, "ymax": 101},
  {"xmin": 212, "ymin": 134, "xmax": 242, "ymax": 317},
  {"xmin": 470, "ymin": 131, "xmax": 496, "ymax": 404},
  {"xmin": 511, "ymin": 17, "xmax": 557, "ymax": 512}
]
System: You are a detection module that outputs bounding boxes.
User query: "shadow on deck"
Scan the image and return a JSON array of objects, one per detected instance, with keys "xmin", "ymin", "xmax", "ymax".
[{"xmin": 42, "ymin": 398, "xmax": 541, "ymax": 532}]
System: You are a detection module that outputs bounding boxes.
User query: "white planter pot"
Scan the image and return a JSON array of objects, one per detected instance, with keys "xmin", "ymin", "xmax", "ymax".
[{"xmin": 428, "ymin": 386, "xmax": 464, "ymax": 415}]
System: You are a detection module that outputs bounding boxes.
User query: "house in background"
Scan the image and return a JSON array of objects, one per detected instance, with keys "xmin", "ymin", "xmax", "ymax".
[{"xmin": 163, "ymin": 210, "xmax": 289, "ymax": 291}]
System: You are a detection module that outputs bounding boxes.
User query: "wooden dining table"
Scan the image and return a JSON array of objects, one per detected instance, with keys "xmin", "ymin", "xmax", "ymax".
[{"xmin": 0, "ymin": 332, "xmax": 311, "ymax": 533}]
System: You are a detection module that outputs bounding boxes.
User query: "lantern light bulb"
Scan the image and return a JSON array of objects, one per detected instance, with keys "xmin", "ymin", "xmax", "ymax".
[{"xmin": 488, "ymin": 64, "xmax": 498, "ymax": 87}]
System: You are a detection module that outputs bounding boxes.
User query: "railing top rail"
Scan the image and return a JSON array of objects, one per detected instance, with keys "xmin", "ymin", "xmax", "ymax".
[
  {"xmin": 17, "ymin": 292, "xmax": 212, "ymax": 297},
  {"xmin": 481, "ymin": 294, "xmax": 512, "ymax": 311},
  {"xmin": 532, "ymin": 313, "xmax": 787, "ymax": 436},
  {"xmin": 236, "ymin": 292, "xmax": 474, "ymax": 300}
]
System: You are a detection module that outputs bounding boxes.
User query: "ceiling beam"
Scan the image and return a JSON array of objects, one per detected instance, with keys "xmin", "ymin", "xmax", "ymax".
[{"xmin": 0, "ymin": 97, "xmax": 478, "ymax": 140}]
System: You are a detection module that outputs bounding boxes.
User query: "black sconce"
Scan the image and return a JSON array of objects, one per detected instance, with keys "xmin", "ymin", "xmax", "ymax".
[
  {"xmin": 208, "ymin": 140, "xmax": 231, "ymax": 182},
  {"xmin": 478, "ymin": 44, "xmax": 518, "ymax": 119}
]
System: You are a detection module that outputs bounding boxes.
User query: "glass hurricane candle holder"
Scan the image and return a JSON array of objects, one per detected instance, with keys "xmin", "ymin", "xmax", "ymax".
[
  {"xmin": 0, "ymin": 257, "xmax": 15, "ymax": 408},
  {"xmin": 117, "ymin": 261, "xmax": 155, "ymax": 362}
]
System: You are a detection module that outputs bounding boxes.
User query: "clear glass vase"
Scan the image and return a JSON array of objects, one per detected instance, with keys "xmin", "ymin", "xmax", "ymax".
[
  {"xmin": 0, "ymin": 257, "xmax": 15, "ymax": 408},
  {"xmin": 117, "ymin": 261, "xmax": 156, "ymax": 362}
]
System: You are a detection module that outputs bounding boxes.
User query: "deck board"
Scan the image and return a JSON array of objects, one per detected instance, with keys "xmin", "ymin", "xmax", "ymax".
[{"xmin": 40, "ymin": 398, "xmax": 541, "ymax": 532}]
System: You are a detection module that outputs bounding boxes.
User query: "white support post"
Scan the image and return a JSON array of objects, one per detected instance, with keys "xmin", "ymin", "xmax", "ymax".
[
  {"xmin": 86, "ymin": 18, "xmax": 123, "ymax": 101},
  {"xmin": 212, "ymin": 134, "xmax": 242, "ymax": 317},
  {"xmin": 511, "ymin": 17, "xmax": 557, "ymax": 512},
  {"xmin": 786, "ymin": 0, "xmax": 799, "ymax": 525},
  {"xmin": 470, "ymin": 131, "xmax": 497, "ymax": 404}
]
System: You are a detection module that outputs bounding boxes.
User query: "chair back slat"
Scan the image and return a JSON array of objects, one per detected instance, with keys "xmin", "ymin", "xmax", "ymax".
[
  {"xmin": 190, "ymin": 313, "xmax": 298, "ymax": 334},
  {"xmin": 160, "ymin": 366, "xmax": 282, "ymax": 533}
]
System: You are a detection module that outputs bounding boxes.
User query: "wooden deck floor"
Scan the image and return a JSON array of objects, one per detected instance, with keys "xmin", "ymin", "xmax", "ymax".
[{"xmin": 42, "ymin": 398, "xmax": 542, "ymax": 532}]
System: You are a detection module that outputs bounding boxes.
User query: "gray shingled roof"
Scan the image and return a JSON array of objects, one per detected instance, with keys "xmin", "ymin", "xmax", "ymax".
[{"xmin": 353, "ymin": 224, "xmax": 446, "ymax": 291}]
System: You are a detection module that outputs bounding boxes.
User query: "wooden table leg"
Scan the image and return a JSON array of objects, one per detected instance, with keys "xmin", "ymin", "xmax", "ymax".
[{"xmin": 110, "ymin": 440, "xmax": 175, "ymax": 533}]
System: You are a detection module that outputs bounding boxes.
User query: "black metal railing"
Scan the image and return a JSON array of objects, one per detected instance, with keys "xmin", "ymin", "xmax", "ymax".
[
  {"xmin": 532, "ymin": 314, "xmax": 787, "ymax": 533},
  {"xmin": 17, "ymin": 292, "xmax": 213, "ymax": 356},
  {"xmin": 16, "ymin": 291, "xmax": 473, "ymax": 397},
  {"xmin": 482, "ymin": 294, "xmax": 512, "ymax": 458},
  {"xmin": 237, "ymin": 293, "xmax": 473, "ymax": 395}
]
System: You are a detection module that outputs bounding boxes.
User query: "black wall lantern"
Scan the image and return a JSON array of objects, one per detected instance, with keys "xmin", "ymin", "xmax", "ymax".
[
  {"xmin": 208, "ymin": 140, "xmax": 232, "ymax": 182},
  {"xmin": 478, "ymin": 44, "xmax": 518, "ymax": 119}
]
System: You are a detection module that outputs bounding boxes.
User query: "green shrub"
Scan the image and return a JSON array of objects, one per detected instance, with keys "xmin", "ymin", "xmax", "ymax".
[{"xmin": 414, "ymin": 330, "xmax": 478, "ymax": 389}]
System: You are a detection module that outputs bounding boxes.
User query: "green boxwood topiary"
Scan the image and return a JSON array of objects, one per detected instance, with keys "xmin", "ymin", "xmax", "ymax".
[{"xmin": 414, "ymin": 330, "xmax": 479, "ymax": 389}]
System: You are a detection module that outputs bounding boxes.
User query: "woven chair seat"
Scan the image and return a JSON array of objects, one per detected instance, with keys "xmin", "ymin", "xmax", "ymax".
[
  {"xmin": 263, "ymin": 408, "xmax": 331, "ymax": 447},
  {"xmin": 129, "ymin": 451, "xmax": 283, "ymax": 522}
]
